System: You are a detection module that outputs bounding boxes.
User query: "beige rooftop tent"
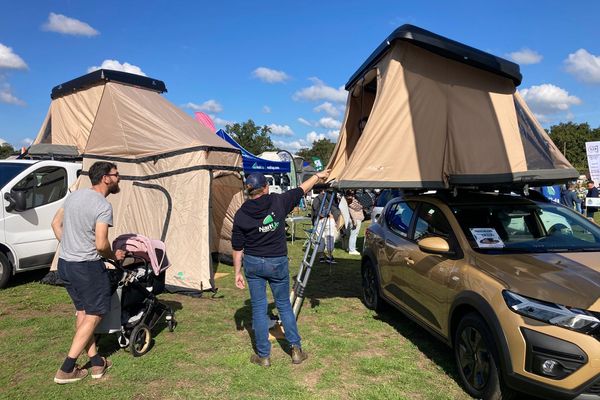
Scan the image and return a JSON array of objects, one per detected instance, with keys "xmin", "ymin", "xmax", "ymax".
[
  {"xmin": 34, "ymin": 69, "xmax": 244, "ymax": 294},
  {"xmin": 327, "ymin": 25, "xmax": 578, "ymax": 189}
]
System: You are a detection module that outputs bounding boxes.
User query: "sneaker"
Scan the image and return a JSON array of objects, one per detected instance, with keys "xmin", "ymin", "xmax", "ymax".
[
  {"xmin": 319, "ymin": 256, "xmax": 326, "ymax": 263},
  {"xmin": 54, "ymin": 366, "xmax": 88, "ymax": 384},
  {"xmin": 91, "ymin": 357, "xmax": 112, "ymax": 379},
  {"xmin": 291, "ymin": 345, "xmax": 308, "ymax": 364},
  {"xmin": 349, "ymin": 251, "xmax": 361, "ymax": 256},
  {"xmin": 250, "ymin": 354, "xmax": 271, "ymax": 367},
  {"xmin": 328, "ymin": 256, "xmax": 337, "ymax": 264}
]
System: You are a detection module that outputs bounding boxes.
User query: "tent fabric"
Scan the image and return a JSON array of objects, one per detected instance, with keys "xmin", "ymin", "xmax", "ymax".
[
  {"xmin": 328, "ymin": 37, "xmax": 577, "ymax": 189},
  {"xmin": 33, "ymin": 73, "xmax": 244, "ymax": 293},
  {"xmin": 215, "ymin": 129, "xmax": 291, "ymax": 174}
]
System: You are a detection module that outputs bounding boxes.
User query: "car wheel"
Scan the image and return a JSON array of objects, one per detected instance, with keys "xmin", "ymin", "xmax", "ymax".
[
  {"xmin": 362, "ymin": 259, "xmax": 384, "ymax": 311},
  {"xmin": 0, "ymin": 253, "xmax": 12, "ymax": 289},
  {"xmin": 454, "ymin": 313, "xmax": 515, "ymax": 400}
]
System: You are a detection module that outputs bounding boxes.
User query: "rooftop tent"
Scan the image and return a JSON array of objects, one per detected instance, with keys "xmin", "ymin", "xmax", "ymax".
[
  {"xmin": 215, "ymin": 129, "xmax": 291, "ymax": 174},
  {"xmin": 327, "ymin": 25, "xmax": 578, "ymax": 189},
  {"xmin": 34, "ymin": 69, "xmax": 245, "ymax": 294}
]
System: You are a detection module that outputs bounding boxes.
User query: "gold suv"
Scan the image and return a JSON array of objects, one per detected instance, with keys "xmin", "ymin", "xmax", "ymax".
[{"xmin": 362, "ymin": 191, "xmax": 600, "ymax": 400}]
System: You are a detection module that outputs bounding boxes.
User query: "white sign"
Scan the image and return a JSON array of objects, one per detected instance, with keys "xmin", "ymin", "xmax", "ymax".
[
  {"xmin": 585, "ymin": 141, "xmax": 600, "ymax": 184},
  {"xmin": 585, "ymin": 197, "xmax": 600, "ymax": 207},
  {"xmin": 469, "ymin": 228, "xmax": 505, "ymax": 248}
]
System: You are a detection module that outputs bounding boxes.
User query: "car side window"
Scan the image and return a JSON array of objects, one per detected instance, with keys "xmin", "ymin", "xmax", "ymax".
[
  {"xmin": 385, "ymin": 201, "xmax": 416, "ymax": 237},
  {"xmin": 12, "ymin": 166, "xmax": 68, "ymax": 210},
  {"xmin": 414, "ymin": 204, "xmax": 451, "ymax": 240}
]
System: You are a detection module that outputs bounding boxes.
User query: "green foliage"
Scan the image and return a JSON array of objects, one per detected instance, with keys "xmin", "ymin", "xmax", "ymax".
[
  {"xmin": 297, "ymin": 138, "xmax": 336, "ymax": 166},
  {"xmin": 225, "ymin": 119, "xmax": 276, "ymax": 155},
  {"xmin": 0, "ymin": 143, "xmax": 16, "ymax": 159},
  {"xmin": 548, "ymin": 122, "xmax": 600, "ymax": 173}
]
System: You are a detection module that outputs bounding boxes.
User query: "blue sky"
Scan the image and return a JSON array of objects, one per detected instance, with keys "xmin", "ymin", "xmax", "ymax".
[{"xmin": 1, "ymin": 1, "xmax": 599, "ymax": 152}]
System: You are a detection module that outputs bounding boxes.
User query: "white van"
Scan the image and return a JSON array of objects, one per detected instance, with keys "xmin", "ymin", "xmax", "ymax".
[{"xmin": 0, "ymin": 158, "xmax": 81, "ymax": 288}]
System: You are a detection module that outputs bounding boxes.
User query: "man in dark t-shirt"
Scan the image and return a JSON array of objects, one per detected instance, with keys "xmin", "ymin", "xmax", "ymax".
[{"xmin": 232, "ymin": 169, "xmax": 330, "ymax": 367}]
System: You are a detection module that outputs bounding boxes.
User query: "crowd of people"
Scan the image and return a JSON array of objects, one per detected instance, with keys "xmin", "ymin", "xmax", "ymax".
[{"xmin": 560, "ymin": 179, "xmax": 599, "ymax": 219}]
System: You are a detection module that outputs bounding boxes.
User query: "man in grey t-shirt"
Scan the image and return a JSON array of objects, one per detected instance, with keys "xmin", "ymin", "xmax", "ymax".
[{"xmin": 51, "ymin": 161, "xmax": 126, "ymax": 384}]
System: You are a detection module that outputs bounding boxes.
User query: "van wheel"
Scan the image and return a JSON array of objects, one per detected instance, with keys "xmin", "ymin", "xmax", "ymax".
[
  {"xmin": 362, "ymin": 259, "xmax": 384, "ymax": 311},
  {"xmin": 454, "ymin": 313, "xmax": 515, "ymax": 400},
  {"xmin": 0, "ymin": 253, "xmax": 12, "ymax": 289}
]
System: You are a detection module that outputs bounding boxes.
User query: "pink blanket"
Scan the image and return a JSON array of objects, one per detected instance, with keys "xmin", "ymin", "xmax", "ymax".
[{"xmin": 112, "ymin": 234, "xmax": 170, "ymax": 275}]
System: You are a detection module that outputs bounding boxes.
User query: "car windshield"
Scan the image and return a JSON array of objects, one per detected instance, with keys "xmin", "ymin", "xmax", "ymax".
[
  {"xmin": 0, "ymin": 163, "xmax": 30, "ymax": 188},
  {"xmin": 452, "ymin": 202, "xmax": 600, "ymax": 254}
]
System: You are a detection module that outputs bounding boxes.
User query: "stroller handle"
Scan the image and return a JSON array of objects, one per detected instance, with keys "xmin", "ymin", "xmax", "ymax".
[{"xmin": 101, "ymin": 252, "xmax": 150, "ymax": 275}]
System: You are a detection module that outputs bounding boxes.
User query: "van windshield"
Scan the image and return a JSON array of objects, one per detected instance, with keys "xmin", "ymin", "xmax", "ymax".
[
  {"xmin": 0, "ymin": 163, "xmax": 30, "ymax": 188},
  {"xmin": 452, "ymin": 203, "xmax": 600, "ymax": 254}
]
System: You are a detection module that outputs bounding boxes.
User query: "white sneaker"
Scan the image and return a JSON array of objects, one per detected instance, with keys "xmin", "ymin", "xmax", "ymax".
[{"xmin": 349, "ymin": 251, "xmax": 361, "ymax": 256}]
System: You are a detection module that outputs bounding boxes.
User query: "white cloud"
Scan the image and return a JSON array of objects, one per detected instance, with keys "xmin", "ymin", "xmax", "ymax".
[
  {"xmin": 307, "ymin": 131, "xmax": 327, "ymax": 143},
  {"xmin": 313, "ymin": 101, "xmax": 342, "ymax": 117},
  {"xmin": 519, "ymin": 84, "xmax": 581, "ymax": 116},
  {"xmin": 252, "ymin": 67, "xmax": 290, "ymax": 83},
  {"xmin": 293, "ymin": 78, "xmax": 346, "ymax": 103},
  {"xmin": 87, "ymin": 59, "xmax": 146, "ymax": 76},
  {"xmin": 297, "ymin": 117, "xmax": 312, "ymax": 127},
  {"xmin": 507, "ymin": 48, "xmax": 542, "ymax": 65},
  {"xmin": 564, "ymin": 49, "xmax": 600, "ymax": 84},
  {"xmin": 273, "ymin": 139, "xmax": 305, "ymax": 152},
  {"xmin": 268, "ymin": 124, "xmax": 294, "ymax": 136},
  {"xmin": 0, "ymin": 43, "xmax": 28, "ymax": 70},
  {"xmin": 213, "ymin": 116, "xmax": 232, "ymax": 127},
  {"xmin": 42, "ymin": 12, "xmax": 99, "ymax": 37},
  {"xmin": 182, "ymin": 99, "xmax": 223, "ymax": 113},
  {"xmin": 262, "ymin": 105, "xmax": 271, "ymax": 113},
  {"xmin": 327, "ymin": 130, "xmax": 340, "ymax": 140},
  {"xmin": 318, "ymin": 117, "xmax": 341, "ymax": 129},
  {"xmin": 20, "ymin": 138, "xmax": 33, "ymax": 147},
  {"xmin": 0, "ymin": 83, "xmax": 25, "ymax": 106}
]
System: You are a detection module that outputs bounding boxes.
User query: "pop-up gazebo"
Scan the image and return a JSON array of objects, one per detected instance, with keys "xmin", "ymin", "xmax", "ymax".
[
  {"xmin": 327, "ymin": 25, "xmax": 578, "ymax": 189},
  {"xmin": 34, "ymin": 69, "xmax": 244, "ymax": 294}
]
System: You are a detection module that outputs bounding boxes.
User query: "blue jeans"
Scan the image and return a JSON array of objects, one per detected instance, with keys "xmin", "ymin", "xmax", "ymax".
[{"xmin": 243, "ymin": 254, "xmax": 301, "ymax": 357}]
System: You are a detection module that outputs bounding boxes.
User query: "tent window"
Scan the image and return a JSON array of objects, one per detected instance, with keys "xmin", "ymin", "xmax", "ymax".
[{"xmin": 346, "ymin": 69, "xmax": 378, "ymax": 156}]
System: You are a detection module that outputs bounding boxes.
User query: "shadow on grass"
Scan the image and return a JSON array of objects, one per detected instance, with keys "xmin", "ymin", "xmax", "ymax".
[
  {"xmin": 5, "ymin": 268, "xmax": 49, "ymax": 288},
  {"xmin": 234, "ymin": 299, "xmax": 293, "ymax": 356}
]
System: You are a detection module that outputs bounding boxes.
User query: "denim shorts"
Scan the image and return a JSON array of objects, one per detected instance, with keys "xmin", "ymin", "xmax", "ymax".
[{"xmin": 57, "ymin": 258, "xmax": 111, "ymax": 316}]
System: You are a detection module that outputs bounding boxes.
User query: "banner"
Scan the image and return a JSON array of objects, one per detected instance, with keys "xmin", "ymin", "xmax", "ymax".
[{"xmin": 585, "ymin": 141, "xmax": 600, "ymax": 183}]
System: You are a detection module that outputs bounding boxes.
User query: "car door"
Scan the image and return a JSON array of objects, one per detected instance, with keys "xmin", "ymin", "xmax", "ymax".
[
  {"xmin": 3, "ymin": 166, "xmax": 68, "ymax": 270},
  {"xmin": 400, "ymin": 202, "xmax": 457, "ymax": 334},
  {"xmin": 379, "ymin": 200, "xmax": 417, "ymax": 305}
]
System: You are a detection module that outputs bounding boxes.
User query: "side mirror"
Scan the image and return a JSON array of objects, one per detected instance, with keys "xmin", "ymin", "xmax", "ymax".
[
  {"xmin": 418, "ymin": 236, "xmax": 454, "ymax": 256},
  {"xmin": 5, "ymin": 189, "xmax": 27, "ymax": 212}
]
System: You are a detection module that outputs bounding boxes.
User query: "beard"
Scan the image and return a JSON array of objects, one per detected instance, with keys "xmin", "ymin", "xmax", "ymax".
[{"xmin": 108, "ymin": 181, "xmax": 120, "ymax": 194}]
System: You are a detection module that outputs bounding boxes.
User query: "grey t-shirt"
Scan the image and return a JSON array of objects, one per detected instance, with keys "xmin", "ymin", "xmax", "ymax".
[{"xmin": 60, "ymin": 189, "xmax": 113, "ymax": 262}]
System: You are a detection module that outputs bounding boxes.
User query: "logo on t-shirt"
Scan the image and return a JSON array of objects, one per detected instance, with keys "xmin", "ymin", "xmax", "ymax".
[{"xmin": 259, "ymin": 213, "xmax": 279, "ymax": 233}]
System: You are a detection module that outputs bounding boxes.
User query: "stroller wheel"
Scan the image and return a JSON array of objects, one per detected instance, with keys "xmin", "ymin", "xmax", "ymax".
[
  {"xmin": 168, "ymin": 319, "xmax": 177, "ymax": 332},
  {"xmin": 130, "ymin": 323, "xmax": 152, "ymax": 357}
]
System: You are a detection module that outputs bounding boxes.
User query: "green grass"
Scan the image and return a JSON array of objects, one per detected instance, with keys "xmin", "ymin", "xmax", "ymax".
[{"xmin": 0, "ymin": 222, "xmax": 471, "ymax": 400}]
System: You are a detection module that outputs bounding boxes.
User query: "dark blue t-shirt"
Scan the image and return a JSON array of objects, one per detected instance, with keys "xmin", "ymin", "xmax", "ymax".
[{"xmin": 232, "ymin": 188, "xmax": 304, "ymax": 257}]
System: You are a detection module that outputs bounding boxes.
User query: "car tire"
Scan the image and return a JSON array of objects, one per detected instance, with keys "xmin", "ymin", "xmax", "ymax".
[
  {"xmin": 454, "ymin": 313, "xmax": 516, "ymax": 400},
  {"xmin": 361, "ymin": 259, "xmax": 384, "ymax": 311},
  {"xmin": 0, "ymin": 253, "xmax": 12, "ymax": 289}
]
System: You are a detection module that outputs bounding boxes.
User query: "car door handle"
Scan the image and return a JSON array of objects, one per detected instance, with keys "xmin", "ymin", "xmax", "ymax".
[{"xmin": 404, "ymin": 257, "xmax": 415, "ymax": 265}]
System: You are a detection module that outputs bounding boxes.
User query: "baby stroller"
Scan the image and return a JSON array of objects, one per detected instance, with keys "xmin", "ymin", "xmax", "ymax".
[{"xmin": 96, "ymin": 234, "xmax": 177, "ymax": 357}]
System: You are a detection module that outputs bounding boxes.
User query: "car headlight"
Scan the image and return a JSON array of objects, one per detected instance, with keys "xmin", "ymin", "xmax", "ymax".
[{"xmin": 503, "ymin": 290, "xmax": 600, "ymax": 334}]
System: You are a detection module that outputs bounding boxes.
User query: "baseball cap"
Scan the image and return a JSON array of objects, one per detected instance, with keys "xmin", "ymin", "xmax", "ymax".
[{"xmin": 245, "ymin": 173, "xmax": 267, "ymax": 189}]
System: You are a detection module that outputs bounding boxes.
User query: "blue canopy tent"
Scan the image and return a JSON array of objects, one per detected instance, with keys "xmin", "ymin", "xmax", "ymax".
[{"xmin": 216, "ymin": 129, "xmax": 291, "ymax": 174}]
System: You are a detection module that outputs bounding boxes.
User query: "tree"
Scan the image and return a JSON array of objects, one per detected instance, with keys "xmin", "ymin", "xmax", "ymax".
[
  {"xmin": 548, "ymin": 122, "xmax": 600, "ymax": 173},
  {"xmin": 225, "ymin": 119, "xmax": 275, "ymax": 155},
  {"xmin": 0, "ymin": 143, "xmax": 15, "ymax": 159},
  {"xmin": 297, "ymin": 138, "xmax": 336, "ymax": 166}
]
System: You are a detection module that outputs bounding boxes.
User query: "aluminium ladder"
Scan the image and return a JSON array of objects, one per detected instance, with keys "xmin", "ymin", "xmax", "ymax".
[{"xmin": 290, "ymin": 190, "xmax": 337, "ymax": 319}]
